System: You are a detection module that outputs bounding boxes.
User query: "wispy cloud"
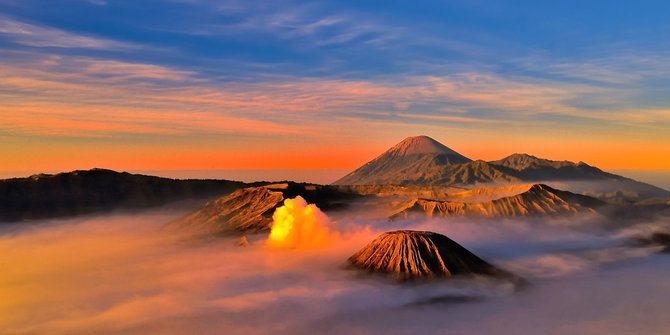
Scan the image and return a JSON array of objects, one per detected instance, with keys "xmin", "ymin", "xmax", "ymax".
[
  {"xmin": 3, "ymin": 50, "xmax": 666, "ymax": 142},
  {"xmin": 0, "ymin": 16, "xmax": 133, "ymax": 49},
  {"xmin": 516, "ymin": 52, "xmax": 670, "ymax": 86},
  {"xmin": 0, "ymin": 0, "xmax": 667, "ymax": 170},
  {"xmin": 166, "ymin": 1, "xmax": 409, "ymax": 51}
]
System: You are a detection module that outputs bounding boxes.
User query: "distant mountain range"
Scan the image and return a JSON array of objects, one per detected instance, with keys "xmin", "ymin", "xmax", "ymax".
[
  {"xmin": 0, "ymin": 169, "xmax": 246, "ymax": 222},
  {"xmin": 333, "ymin": 136, "xmax": 669, "ymax": 201}
]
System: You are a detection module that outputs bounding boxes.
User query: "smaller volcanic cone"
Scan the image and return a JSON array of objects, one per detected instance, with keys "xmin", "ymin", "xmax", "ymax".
[{"xmin": 349, "ymin": 230, "xmax": 513, "ymax": 281}]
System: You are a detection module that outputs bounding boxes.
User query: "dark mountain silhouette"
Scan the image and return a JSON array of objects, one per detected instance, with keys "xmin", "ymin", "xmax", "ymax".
[{"xmin": 0, "ymin": 169, "xmax": 246, "ymax": 222}]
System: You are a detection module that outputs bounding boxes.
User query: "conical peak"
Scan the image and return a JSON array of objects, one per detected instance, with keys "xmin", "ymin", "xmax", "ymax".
[
  {"xmin": 330, "ymin": 135, "xmax": 471, "ymax": 185},
  {"xmin": 389, "ymin": 135, "xmax": 460, "ymax": 156},
  {"xmin": 348, "ymin": 230, "xmax": 508, "ymax": 280}
]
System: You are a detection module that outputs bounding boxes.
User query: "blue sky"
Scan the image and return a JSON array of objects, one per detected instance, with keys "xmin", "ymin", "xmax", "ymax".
[
  {"xmin": 2, "ymin": 0, "xmax": 668, "ymax": 79},
  {"xmin": 1, "ymin": 0, "xmax": 669, "ymax": 172}
]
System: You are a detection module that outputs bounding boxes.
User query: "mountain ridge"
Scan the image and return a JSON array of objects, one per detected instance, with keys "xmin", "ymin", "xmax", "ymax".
[
  {"xmin": 389, "ymin": 183, "xmax": 607, "ymax": 221},
  {"xmin": 0, "ymin": 168, "xmax": 247, "ymax": 222}
]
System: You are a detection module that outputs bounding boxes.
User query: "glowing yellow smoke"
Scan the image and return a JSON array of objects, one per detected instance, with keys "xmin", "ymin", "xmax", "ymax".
[{"xmin": 268, "ymin": 196, "xmax": 331, "ymax": 248}]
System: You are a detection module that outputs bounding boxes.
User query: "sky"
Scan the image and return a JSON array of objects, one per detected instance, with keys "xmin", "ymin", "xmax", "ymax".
[{"xmin": 1, "ymin": 0, "xmax": 670, "ymax": 175}]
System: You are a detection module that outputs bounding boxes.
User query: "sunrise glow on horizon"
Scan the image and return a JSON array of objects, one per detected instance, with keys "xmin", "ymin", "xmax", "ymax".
[{"xmin": 1, "ymin": 1, "xmax": 669, "ymax": 173}]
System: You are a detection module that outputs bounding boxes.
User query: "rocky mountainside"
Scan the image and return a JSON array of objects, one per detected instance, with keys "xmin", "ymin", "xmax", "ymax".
[
  {"xmin": 348, "ymin": 230, "xmax": 512, "ymax": 280},
  {"xmin": 0, "ymin": 169, "xmax": 246, "ymax": 222},
  {"xmin": 390, "ymin": 184, "xmax": 606, "ymax": 220},
  {"xmin": 176, "ymin": 186, "xmax": 284, "ymax": 235}
]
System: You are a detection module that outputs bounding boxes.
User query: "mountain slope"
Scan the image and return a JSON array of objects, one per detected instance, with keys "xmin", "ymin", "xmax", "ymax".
[
  {"xmin": 348, "ymin": 230, "xmax": 512, "ymax": 280},
  {"xmin": 390, "ymin": 184, "xmax": 606, "ymax": 220},
  {"xmin": 333, "ymin": 135, "xmax": 474, "ymax": 185},
  {"xmin": 0, "ymin": 169, "xmax": 245, "ymax": 222},
  {"xmin": 428, "ymin": 160, "xmax": 520, "ymax": 185}
]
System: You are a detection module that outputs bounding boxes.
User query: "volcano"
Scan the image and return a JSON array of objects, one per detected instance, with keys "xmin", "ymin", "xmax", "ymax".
[
  {"xmin": 348, "ymin": 230, "xmax": 512, "ymax": 280},
  {"xmin": 333, "ymin": 136, "xmax": 472, "ymax": 185},
  {"xmin": 333, "ymin": 135, "xmax": 669, "ymax": 201},
  {"xmin": 333, "ymin": 135, "xmax": 523, "ymax": 186}
]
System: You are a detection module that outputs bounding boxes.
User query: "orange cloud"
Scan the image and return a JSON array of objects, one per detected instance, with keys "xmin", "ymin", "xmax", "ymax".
[{"xmin": 1, "ymin": 53, "xmax": 669, "ymax": 172}]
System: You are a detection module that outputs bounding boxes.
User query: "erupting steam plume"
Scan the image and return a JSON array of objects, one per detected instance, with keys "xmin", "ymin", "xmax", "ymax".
[{"xmin": 268, "ymin": 196, "xmax": 332, "ymax": 248}]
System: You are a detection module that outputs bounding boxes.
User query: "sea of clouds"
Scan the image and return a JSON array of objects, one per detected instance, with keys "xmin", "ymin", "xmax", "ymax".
[{"xmin": 1, "ymin": 204, "xmax": 669, "ymax": 334}]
